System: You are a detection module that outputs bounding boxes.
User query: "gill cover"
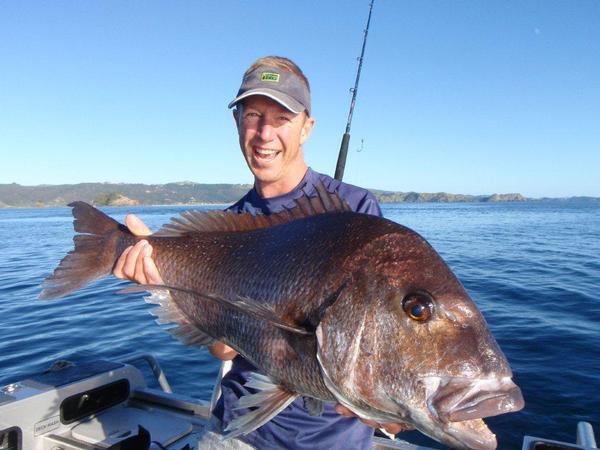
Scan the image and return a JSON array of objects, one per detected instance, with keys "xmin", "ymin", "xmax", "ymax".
[{"xmin": 315, "ymin": 277, "xmax": 407, "ymax": 424}]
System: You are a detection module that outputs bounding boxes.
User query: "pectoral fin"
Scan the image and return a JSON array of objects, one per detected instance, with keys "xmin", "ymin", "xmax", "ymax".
[
  {"xmin": 120, "ymin": 284, "xmax": 313, "ymax": 336},
  {"xmin": 222, "ymin": 372, "xmax": 298, "ymax": 439}
]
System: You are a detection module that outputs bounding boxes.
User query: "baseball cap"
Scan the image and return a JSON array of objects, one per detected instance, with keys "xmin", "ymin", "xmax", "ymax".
[{"xmin": 228, "ymin": 65, "xmax": 311, "ymax": 115}]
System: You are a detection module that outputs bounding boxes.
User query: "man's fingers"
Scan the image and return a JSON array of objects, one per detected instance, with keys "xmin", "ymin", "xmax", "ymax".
[
  {"xmin": 112, "ymin": 214, "xmax": 162, "ymax": 285},
  {"xmin": 335, "ymin": 405, "xmax": 356, "ymax": 418},
  {"xmin": 334, "ymin": 404, "xmax": 412, "ymax": 435},
  {"xmin": 113, "ymin": 240, "xmax": 162, "ymax": 285},
  {"xmin": 142, "ymin": 246, "xmax": 163, "ymax": 285},
  {"xmin": 113, "ymin": 214, "xmax": 151, "ymax": 281},
  {"xmin": 361, "ymin": 418, "xmax": 380, "ymax": 428},
  {"xmin": 144, "ymin": 258, "xmax": 163, "ymax": 285},
  {"xmin": 125, "ymin": 214, "xmax": 152, "ymax": 236},
  {"xmin": 123, "ymin": 240, "xmax": 148, "ymax": 281},
  {"xmin": 113, "ymin": 246, "xmax": 133, "ymax": 279},
  {"xmin": 208, "ymin": 342, "xmax": 238, "ymax": 361},
  {"xmin": 133, "ymin": 244, "xmax": 149, "ymax": 285},
  {"xmin": 382, "ymin": 422, "xmax": 415, "ymax": 434}
]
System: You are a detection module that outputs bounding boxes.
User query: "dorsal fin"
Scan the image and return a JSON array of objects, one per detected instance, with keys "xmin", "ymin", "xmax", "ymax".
[{"xmin": 154, "ymin": 181, "xmax": 351, "ymax": 237}]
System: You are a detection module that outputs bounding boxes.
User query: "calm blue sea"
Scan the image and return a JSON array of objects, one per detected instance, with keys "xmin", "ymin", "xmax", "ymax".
[{"xmin": 1, "ymin": 201, "xmax": 599, "ymax": 449}]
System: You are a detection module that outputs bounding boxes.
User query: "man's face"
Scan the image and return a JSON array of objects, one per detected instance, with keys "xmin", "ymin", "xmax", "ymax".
[{"xmin": 234, "ymin": 95, "xmax": 314, "ymax": 195}]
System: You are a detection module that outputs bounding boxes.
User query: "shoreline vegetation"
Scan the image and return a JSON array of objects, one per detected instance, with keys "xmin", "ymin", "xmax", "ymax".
[{"xmin": 0, "ymin": 182, "xmax": 596, "ymax": 208}]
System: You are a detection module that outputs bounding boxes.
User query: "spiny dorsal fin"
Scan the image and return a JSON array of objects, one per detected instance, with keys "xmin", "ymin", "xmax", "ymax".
[{"xmin": 154, "ymin": 181, "xmax": 351, "ymax": 237}]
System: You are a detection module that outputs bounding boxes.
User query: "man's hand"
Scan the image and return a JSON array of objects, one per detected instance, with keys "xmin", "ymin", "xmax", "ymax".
[
  {"xmin": 335, "ymin": 405, "xmax": 414, "ymax": 435},
  {"xmin": 209, "ymin": 342, "xmax": 238, "ymax": 361},
  {"xmin": 113, "ymin": 214, "xmax": 163, "ymax": 285}
]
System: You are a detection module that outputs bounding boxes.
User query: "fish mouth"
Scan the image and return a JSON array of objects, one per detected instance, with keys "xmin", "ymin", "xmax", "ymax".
[
  {"xmin": 422, "ymin": 376, "xmax": 524, "ymax": 450},
  {"xmin": 429, "ymin": 376, "xmax": 524, "ymax": 422},
  {"xmin": 443, "ymin": 418, "xmax": 498, "ymax": 450}
]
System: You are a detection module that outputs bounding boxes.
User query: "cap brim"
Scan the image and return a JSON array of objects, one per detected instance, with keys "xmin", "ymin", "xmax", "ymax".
[{"xmin": 228, "ymin": 88, "xmax": 306, "ymax": 114}]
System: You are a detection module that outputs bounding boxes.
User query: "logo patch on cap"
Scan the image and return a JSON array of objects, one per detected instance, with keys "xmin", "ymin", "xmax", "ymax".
[{"xmin": 260, "ymin": 72, "xmax": 280, "ymax": 82}]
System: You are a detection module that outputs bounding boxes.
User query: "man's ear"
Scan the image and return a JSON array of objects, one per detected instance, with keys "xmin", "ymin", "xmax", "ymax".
[{"xmin": 300, "ymin": 116, "xmax": 315, "ymax": 145}]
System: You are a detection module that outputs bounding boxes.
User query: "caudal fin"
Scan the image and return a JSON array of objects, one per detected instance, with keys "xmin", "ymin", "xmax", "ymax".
[{"xmin": 39, "ymin": 202, "xmax": 133, "ymax": 299}]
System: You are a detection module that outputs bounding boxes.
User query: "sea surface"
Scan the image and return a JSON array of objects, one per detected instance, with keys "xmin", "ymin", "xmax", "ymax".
[{"xmin": 1, "ymin": 200, "xmax": 598, "ymax": 449}]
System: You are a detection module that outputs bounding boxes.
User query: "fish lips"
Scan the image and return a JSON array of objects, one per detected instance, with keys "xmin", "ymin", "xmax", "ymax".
[
  {"xmin": 428, "ymin": 376, "xmax": 525, "ymax": 423},
  {"xmin": 443, "ymin": 418, "xmax": 498, "ymax": 450}
]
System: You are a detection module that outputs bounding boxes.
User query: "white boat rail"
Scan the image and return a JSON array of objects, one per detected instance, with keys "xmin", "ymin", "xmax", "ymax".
[{"xmin": 119, "ymin": 352, "xmax": 174, "ymax": 393}]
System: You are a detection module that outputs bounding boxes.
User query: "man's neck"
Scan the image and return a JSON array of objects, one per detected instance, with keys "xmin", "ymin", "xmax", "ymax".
[{"xmin": 255, "ymin": 166, "xmax": 309, "ymax": 199}]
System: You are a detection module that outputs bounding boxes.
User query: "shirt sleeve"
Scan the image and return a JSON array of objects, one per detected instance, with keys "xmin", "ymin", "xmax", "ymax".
[{"xmin": 356, "ymin": 192, "xmax": 383, "ymax": 217}]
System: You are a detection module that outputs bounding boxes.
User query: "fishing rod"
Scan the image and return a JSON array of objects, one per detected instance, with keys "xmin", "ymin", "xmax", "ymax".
[{"xmin": 334, "ymin": 0, "xmax": 375, "ymax": 181}]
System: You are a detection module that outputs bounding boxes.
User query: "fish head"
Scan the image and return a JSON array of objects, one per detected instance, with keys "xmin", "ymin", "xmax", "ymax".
[{"xmin": 316, "ymin": 228, "xmax": 524, "ymax": 450}]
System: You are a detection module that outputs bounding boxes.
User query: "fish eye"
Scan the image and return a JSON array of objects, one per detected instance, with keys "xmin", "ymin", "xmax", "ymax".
[{"xmin": 402, "ymin": 292, "xmax": 434, "ymax": 322}]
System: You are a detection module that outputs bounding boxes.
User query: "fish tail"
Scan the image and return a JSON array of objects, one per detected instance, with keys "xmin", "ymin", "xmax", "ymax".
[{"xmin": 39, "ymin": 202, "xmax": 134, "ymax": 299}]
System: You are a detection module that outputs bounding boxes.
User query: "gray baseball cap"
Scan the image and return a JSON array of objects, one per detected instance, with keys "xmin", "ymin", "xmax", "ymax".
[{"xmin": 228, "ymin": 65, "xmax": 311, "ymax": 115}]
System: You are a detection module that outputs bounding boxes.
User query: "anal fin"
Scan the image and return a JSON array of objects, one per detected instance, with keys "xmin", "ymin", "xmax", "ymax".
[{"xmin": 222, "ymin": 373, "xmax": 298, "ymax": 439}]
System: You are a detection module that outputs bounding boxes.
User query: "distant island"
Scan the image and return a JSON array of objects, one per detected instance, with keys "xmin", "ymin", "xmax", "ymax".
[
  {"xmin": 0, "ymin": 182, "xmax": 252, "ymax": 208},
  {"xmin": 0, "ymin": 182, "xmax": 595, "ymax": 208}
]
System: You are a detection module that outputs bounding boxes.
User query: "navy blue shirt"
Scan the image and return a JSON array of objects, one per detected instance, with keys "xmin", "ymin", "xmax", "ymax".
[{"xmin": 214, "ymin": 168, "xmax": 382, "ymax": 449}]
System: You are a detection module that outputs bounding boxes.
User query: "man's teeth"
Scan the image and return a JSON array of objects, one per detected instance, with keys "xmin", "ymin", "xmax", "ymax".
[{"xmin": 256, "ymin": 148, "xmax": 278, "ymax": 156}]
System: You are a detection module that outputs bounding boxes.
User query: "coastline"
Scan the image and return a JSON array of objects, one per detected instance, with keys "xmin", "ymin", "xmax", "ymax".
[{"xmin": 1, "ymin": 182, "xmax": 598, "ymax": 208}]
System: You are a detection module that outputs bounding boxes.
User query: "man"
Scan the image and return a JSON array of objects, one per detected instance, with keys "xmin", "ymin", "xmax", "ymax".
[{"xmin": 114, "ymin": 56, "xmax": 406, "ymax": 449}]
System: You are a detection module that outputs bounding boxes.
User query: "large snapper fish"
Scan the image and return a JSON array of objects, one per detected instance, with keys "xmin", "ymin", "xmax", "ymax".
[{"xmin": 40, "ymin": 185, "xmax": 524, "ymax": 450}]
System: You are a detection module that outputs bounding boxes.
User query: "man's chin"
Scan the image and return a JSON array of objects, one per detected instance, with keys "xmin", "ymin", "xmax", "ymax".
[
  {"xmin": 251, "ymin": 154, "xmax": 282, "ymax": 172},
  {"xmin": 250, "ymin": 168, "xmax": 284, "ymax": 193},
  {"xmin": 251, "ymin": 167, "xmax": 279, "ymax": 182}
]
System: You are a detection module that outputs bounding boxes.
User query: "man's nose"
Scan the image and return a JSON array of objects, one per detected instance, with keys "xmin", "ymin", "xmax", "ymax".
[{"xmin": 257, "ymin": 120, "xmax": 276, "ymax": 141}]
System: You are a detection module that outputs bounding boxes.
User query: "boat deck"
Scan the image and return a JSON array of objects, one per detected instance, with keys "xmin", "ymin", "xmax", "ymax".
[{"xmin": 1, "ymin": 354, "xmax": 596, "ymax": 450}]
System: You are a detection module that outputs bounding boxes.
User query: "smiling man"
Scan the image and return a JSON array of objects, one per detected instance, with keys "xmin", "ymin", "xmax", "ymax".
[
  {"xmin": 231, "ymin": 64, "xmax": 314, "ymax": 200},
  {"xmin": 114, "ymin": 56, "xmax": 403, "ymax": 449}
]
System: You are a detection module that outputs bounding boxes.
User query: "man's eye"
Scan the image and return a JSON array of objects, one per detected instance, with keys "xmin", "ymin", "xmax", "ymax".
[{"xmin": 243, "ymin": 113, "xmax": 260, "ymax": 122}]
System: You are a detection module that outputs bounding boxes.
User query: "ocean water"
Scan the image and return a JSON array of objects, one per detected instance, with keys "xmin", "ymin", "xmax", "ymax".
[{"xmin": 1, "ymin": 200, "xmax": 598, "ymax": 449}]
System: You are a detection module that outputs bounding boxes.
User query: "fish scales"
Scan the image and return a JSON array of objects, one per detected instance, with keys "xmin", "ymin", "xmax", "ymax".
[
  {"xmin": 40, "ymin": 189, "xmax": 524, "ymax": 450},
  {"xmin": 147, "ymin": 213, "xmax": 397, "ymax": 399}
]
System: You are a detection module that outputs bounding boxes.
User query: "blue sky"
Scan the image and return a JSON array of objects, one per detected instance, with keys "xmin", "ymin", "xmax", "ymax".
[{"xmin": 1, "ymin": 1, "xmax": 598, "ymax": 197}]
